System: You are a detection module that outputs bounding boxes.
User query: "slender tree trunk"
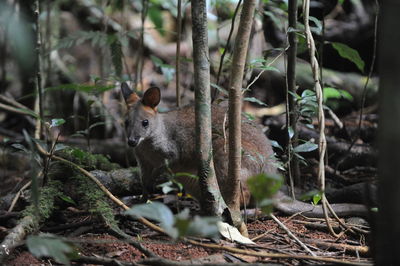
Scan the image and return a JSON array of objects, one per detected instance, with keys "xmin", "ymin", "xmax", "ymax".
[
  {"xmin": 34, "ymin": 0, "xmax": 44, "ymax": 139},
  {"xmin": 175, "ymin": 0, "xmax": 182, "ymax": 107},
  {"xmin": 376, "ymin": 0, "xmax": 400, "ymax": 264},
  {"xmin": 226, "ymin": 0, "xmax": 257, "ymax": 231},
  {"xmin": 287, "ymin": 0, "xmax": 300, "ymax": 193},
  {"xmin": 191, "ymin": 0, "xmax": 226, "ymax": 216}
]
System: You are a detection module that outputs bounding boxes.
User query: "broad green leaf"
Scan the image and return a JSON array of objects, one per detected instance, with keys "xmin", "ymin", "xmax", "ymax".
[
  {"xmin": 313, "ymin": 193, "xmax": 322, "ymax": 205},
  {"xmin": 309, "ymin": 16, "xmax": 322, "ymax": 34},
  {"xmin": 243, "ymin": 97, "xmax": 267, "ymax": 106},
  {"xmin": 27, "ymin": 234, "xmax": 78, "ymax": 265},
  {"xmin": 186, "ymin": 216, "xmax": 219, "ymax": 238},
  {"xmin": 50, "ymin": 118, "xmax": 66, "ymax": 128},
  {"xmin": 331, "ymin": 42, "xmax": 365, "ymax": 72},
  {"xmin": 323, "ymin": 87, "xmax": 353, "ymax": 102},
  {"xmin": 247, "ymin": 173, "xmax": 283, "ymax": 214},
  {"xmin": 126, "ymin": 202, "xmax": 175, "ymax": 234},
  {"xmin": 293, "ymin": 141, "xmax": 318, "ymax": 153},
  {"xmin": 148, "ymin": 6, "xmax": 164, "ymax": 36},
  {"xmin": 299, "ymin": 189, "xmax": 321, "ymax": 201}
]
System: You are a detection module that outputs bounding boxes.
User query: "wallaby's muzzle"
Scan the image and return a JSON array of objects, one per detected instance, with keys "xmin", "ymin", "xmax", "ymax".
[{"xmin": 128, "ymin": 136, "xmax": 141, "ymax": 147}]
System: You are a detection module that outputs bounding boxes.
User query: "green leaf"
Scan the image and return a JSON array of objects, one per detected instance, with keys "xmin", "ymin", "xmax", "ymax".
[
  {"xmin": 157, "ymin": 181, "xmax": 177, "ymax": 194},
  {"xmin": 288, "ymin": 126, "xmax": 294, "ymax": 139},
  {"xmin": 148, "ymin": 6, "xmax": 164, "ymax": 36},
  {"xmin": 14, "ymin": 107, "xmax": 39, "ymax": 118},
  {"xmin": 247, "ymin": 173, "xmax": 283, "ymax": 214},
  {"xmin": 331, "ymin": 42, "xmax": 365, "ymax": 72},
  {"xmin": 293, "ymin": 141, "xmax": 318, "ymax": 153},
  {"xmin": 270, "ymin": 140, "xmax": 283, "ymax": 151},
  {"xmin": 309, "ymin": 16, "xmax": 322, "ymax": 34},
  {"xmin": 243, "ymin": 112, "xmax": 255, "ymax": 121},
  {"xmin": 27, "ymin": 234, "xmax": 78, "ymax": 265},
  {"xmin": 210, "ymin": 83, "xmax": 228, "ymax": 96},
  {"xmin": 59, "ymin": 195, "xmax": 76, "ymax": 205},
  {"xmin": 126, "ymin": 202, "xmax": 175, "ymax": 235},
  {"xmin": 11, "ymin": 143, "xmax": 28, "ymax": 153},
  {"xmin": 175, "ymin": 172, "xmax": 198, "ymax": 180},
  {"xmin": 323, "ymin": 87, "xmax": 353, "ymax": 102},
  {"xmin": 50, "ymin": 118, "xmax": 66, "ymax": 128},
  {"xmin": 296, "ymin": 34, "xmax": 308, "ymax": 54},
  {"xmin": 88, "ymin": 121, "xmax": 105, "ymax": 131},
  {"xmin": 370, "ymin": 207, "xmax": 378, "ymax": 213},
  {"xmin": 299, "ymin": 189, "xmax": 321, "ymax": 201},
  {"xmin": 243, "ymin": 97, "xmax": 267, "ymax": 106},
  {"xmin": 185, "ymin": 215, "xmax": 219, "ymax": 238},
  {"xmin": 313, "ymin": 193, "xmax": 322, "ymax": 205}
]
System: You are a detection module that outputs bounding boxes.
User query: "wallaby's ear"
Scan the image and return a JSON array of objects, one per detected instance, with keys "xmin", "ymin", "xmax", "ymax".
[
  {"xmin": 121, "ymin": 82, "xmax": 139, "ymax": 106},
  {"xmin": 142, "ymin": 87, "xmax": 161, "ymax": 108}
]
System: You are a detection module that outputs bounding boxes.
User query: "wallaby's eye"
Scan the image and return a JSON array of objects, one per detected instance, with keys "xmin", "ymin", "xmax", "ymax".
[{"xmin": 142, "ymin": 119, "xmax": 149, "ymax": 128}]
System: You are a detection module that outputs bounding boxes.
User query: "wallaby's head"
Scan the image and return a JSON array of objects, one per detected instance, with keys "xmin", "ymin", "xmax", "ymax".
[{"xmin": 121, "ymin": 82, "xmax": 161, "ymax": 147}]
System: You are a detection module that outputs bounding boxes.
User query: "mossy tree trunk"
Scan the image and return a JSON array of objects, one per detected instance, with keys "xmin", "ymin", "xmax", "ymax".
[{"xmin": 191, "ymin": 0, "xmax": 226, "ymax": 216}]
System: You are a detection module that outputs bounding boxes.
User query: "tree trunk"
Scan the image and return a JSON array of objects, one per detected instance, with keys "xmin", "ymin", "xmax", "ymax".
[
  {"xmin": 287, "ymin": 0, "xmax": 300, "ymax": 191},
  {"xmin": 376, "ymin": 0, "xmax": 400, "ymax": 264},
  {"xmin": 226, "ymin": 0, "xmax": 257, "ymax": 233},
  {"xmin": 191, "ymin": 0, "xmax": 226, "ymax": 216}
]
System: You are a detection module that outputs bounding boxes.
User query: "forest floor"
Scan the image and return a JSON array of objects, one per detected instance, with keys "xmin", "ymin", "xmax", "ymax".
[
  {"xmin": 0, "ymin": 104, "xmax": 376, "ymax": 265},
  {"xmin": 3, "ymin": 194, "xmax": 372, "ymax": 265}
]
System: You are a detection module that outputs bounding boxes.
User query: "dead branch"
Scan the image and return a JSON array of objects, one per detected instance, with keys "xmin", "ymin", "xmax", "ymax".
[
  {"xmin": 271, "ymin": 213, "xmax": 316, "ymax": 256},
  {"xmin": 302, "ymin": 238, "xmax": 369, "ymax": 256},
  {"xmin": 0, "ymin": 216, "xmax": 36, "ymax": 264},
  {"xmin": 186, "ymin": 239, "xmax": 371, "ymax": 265},
  {"xmin": 274, "ymin": 191, "xmax": 368, "ymax": 218}
]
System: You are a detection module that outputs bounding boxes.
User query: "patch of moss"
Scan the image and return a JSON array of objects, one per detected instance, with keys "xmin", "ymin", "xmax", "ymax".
[
  {"xmin": 72, "ymin": 174, "xmax": 118, "ymax": 227},
  {"xmin": 57, "ymin": 147, "xmax": 120, "ymax": 171},
  {"xmin": 21, "ymin": 180, "xmax": 64, "ymax": 227}
]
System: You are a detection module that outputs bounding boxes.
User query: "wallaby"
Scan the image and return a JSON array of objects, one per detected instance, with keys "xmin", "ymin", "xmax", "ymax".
[
  {"xmin": 121, "ymin": 83, "xmax": 276, "ymax": 210},
  {"xmin": 121, "ymin": 83, "xmax": 369, "ymax": 223}
]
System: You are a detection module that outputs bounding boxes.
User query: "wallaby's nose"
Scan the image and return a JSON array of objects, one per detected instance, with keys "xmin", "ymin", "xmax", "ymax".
[{"xmin": 128, "ymin": 137, "xmax": 140, "ymax": 147}]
